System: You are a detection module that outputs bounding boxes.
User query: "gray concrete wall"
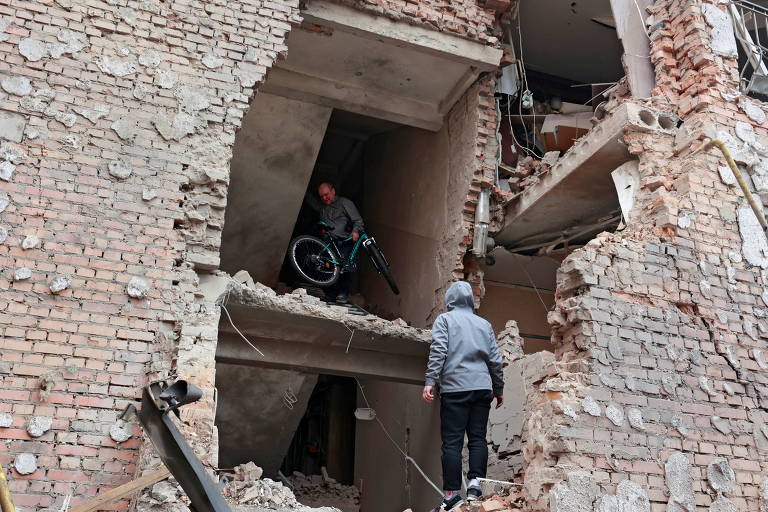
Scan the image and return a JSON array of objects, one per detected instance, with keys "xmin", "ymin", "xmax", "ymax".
[
  {"xmin": 360, "ymin": 87, "xmax": 478, "ymax": 327},
  {"xmin": 354, "ymin": 379, "xmax": 442, "ymax": 512},
  {"xmin": 220, "ymin": 92, "xmax": 332, "ymax": 286},
  {"xmin": 215, "ymin": 363, "xmax": 318, "ymax": 474}
]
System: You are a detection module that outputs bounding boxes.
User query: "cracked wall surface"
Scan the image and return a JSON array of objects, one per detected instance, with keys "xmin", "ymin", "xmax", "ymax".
[
  {"xmin": 520, "ymin": 2, "xmax": 768, "ymax": 512},
  {"xmin": 0, "ymin": 0, "xmax": 505, "ymax": 509}
]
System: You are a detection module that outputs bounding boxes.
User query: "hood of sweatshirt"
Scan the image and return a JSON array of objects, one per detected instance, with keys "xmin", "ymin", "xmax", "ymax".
[{"xmin": 444, "ymin": 281, "xmax": 474, "ymax": 311}]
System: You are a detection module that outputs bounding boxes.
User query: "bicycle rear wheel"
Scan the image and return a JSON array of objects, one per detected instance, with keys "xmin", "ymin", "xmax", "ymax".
[
  {"xmin": 288, "ymin": 235, "xmax": 340, "ymax": 287},
  {"xmin": 364, "ymin": 239, "xmax": 399, "ymax": 295}
]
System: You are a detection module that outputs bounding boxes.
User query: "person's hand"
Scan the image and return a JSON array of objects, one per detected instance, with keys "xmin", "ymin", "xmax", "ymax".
[
  {"xmin": 351, "ymin": 232, "xmax": 360, "ymax": 241},
  {"xmin": 423, "ymin": 386, "xmax": 435, "ymax": 403},
  {"xmin": 494, "ymin": 395, "xmax": 504, "ymax": 409}
]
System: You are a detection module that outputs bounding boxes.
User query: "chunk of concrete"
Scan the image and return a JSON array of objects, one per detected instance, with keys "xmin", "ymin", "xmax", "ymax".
[
  {"xmin": 606, "ymin": 404, "xmax": 624, "ymax": 426},
  {"xmin": 13, "ymin": 267, "xmax": 32, "ymax": 281},
  {"xmin": 598, "ymin": 480, "xmax": 649, "ymax": 512},
  {"xmin": 627, "ymin": 408, "xmax": 645, "ymax": 431},
  {"xmin": 665, "ymin": 452, "xmax": 695, "ymax": 512},
  {"xmin": 0, "ymin": 226, "xmax": 7, "ymax": 244},
  {"xmin": 582, "ymin": 396, "xmax": 601, "ymax": 416},
  {"xmin": 711, "ymin": 416, "xmax": 732, "ymax": 435},
  {"xmin": 94, "ymin": 55, "xmax": 137, "ymax": 77},
  {"xmin": 706, "ymin": 459, "xmax": 736, "ymax": 495},
  {"xmin": 14, "ymin": 453, "xmax": 37, "ymax": 475},
  {"xmin": 0, "ymin": 161, "xmax": 15, "ymax": 182},
  {"xmin": 0, "ymin": 412, "xmax": 12, "ymax": 428},
  {"xmin": 108, "ymin": 160, "xmax": 132, "ymax": 179},
  {"xmin": 49, "ymin": 275, "xmax": 71, "ymax": 293},
  {"xmin": 1, "ymin": 76, "xmax": 32, "ymax": 96},
  {"xmin": 701, "ymin": 4, "xmax": 738, "ymax": 58},
  {"xmin": 126, "ymin": 276, "xmax": 149, "ymax": 299},
  {"xmin": 26, "ymin": 416, "xmax": 52, "ymax": 437},
  {"xmin": 154, "ymin": 69, "xmax": 178, "ymax": 89},
  {"xmin": 109, "ymin": 419, "xmax": 132, "ymax": 443},
  {"xmin": 0, "ymin": 111, "xmax": 25, "ymax": 143},
  {"xmin": 19, "ymin": 38, "xmax": 47, "ymax": 61},
  {"xmin": 21, "ymin": 234, "xmax": 40, "ymax": 250},
  {"xmin": 709, "ymin": 495, "xmax": 740, "ymax": 512},
  {"xmin": 550, "ymin": 472, "xmax": 599, "ymax": 512}
]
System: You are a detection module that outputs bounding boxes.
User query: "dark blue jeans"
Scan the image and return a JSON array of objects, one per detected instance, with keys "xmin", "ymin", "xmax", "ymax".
[{"xmin": 440, "ymin": 389, "xmax": 493, "ymax": 491}]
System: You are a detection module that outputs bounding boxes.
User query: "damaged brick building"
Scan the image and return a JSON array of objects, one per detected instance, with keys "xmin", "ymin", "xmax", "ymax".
[{"xmin": 1, "ymin": 0, "xmax": 768, "ymax": 511}]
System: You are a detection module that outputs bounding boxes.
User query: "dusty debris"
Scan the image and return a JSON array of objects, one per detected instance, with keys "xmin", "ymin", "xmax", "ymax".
[
  {"xmin": 220, "ymin": 276, "xmax": 431, "ymax": 343},
  {"xmin": 222, "ymin": 463, "xmax": 342, "ymax": 512},
  {"xmin": 290, "ymin": 472, "xmax": 360, "ymax": 512}
]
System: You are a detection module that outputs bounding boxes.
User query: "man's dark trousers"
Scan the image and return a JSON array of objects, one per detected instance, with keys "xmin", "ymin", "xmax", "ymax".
[
  {"xmin": 324, "ymin": 238, "xmax": 354, "ymax": 300},
  {"xmin": 440, "ymin": 389, "xmax": 493, "ymax": 491}
]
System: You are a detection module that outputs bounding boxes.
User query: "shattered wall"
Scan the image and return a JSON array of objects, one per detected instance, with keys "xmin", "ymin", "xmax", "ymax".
[
  {"xmin": 520, "ymin": 1, "xmax": 768, "ymax": 512},
  {"xmin": 0, "ymin": 0, "xmax": 504, "ymax": 510}
]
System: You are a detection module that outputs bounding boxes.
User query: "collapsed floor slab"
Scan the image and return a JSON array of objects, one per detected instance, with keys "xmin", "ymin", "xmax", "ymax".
[
  {"xmin": 214, "ymin": 280, "xmax": 431, "ymax": 384},
  {"xmin": 496, "ymin": 103, "xmax": 678, "ymax": 250}
]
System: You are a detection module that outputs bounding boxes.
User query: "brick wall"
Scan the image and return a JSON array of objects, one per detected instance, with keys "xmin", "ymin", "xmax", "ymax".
[
  {"xmin": 521, "ymin": 1, "xmax": 768, "ymax": 511},
  {"xmin": 0, "ymin": 0, "xmax": 501, "ymax": 510}
]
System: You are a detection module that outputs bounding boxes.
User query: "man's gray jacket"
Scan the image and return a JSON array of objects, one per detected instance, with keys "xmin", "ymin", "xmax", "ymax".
[
  {"xmin": 425, "ymin": 281, "xmax": 504, "ymax": 395},
  {"xmin": 320, "ymin": 197, "xmax": 364, "ymax": 238}
]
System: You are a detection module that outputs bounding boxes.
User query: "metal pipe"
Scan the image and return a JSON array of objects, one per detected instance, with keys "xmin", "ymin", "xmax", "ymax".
[
  {"xmin": 703, "ymin": 138, "xmax": 768, "ymax": 233},
  {"xmin": 0, "ymin": 463, "xmax": 15, "ymax": 512}
]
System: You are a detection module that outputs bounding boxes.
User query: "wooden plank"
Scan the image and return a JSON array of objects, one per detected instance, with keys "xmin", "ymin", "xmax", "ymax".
[
  {"xmin": 609, "ymin": 0, "xmax": 654, "ymax": 99},
  {"xmin": 69, "ymin": 468, "xmax": 171, "ymax": 512}
]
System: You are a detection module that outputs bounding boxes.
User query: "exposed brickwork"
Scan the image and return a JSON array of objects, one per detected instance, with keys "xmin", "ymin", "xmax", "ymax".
[
  {"xmin": 520, "ymin": 2, "xmax": 768, "ymax": 512},
  {"xmin": 323, "ymin": 0, "xmax": 500, "ymax": 44},
  {"xmin": 0, "ymin": 0, "xmax": 500, "ymax": 510},
  {"xmin": 0, "ymin": 0, "xmax": 301, "ymax": 508}
]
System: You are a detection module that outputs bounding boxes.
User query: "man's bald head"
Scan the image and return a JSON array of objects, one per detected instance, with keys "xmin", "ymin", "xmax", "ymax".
[{"xmin": 318, "ymin": 182, "xmax": 336, "ymax": 205}]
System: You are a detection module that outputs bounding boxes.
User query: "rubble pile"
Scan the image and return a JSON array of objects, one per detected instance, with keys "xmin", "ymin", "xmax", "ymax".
[
  {"xmin": 505, "ymin": 152, "xmax": 559, "ymax": 194},
  {"xmin": 290, "ymin": 472, "xmax": 360, "ymax": 512},
  {"xmin": 222, "ymin": 463, "xmax": 341, "ymax": 512}
]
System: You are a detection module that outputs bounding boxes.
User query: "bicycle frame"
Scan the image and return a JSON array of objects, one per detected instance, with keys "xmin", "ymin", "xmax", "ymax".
[{"xmin": 318, "ymin": 232, "xmax": 369, "ymax": 272}]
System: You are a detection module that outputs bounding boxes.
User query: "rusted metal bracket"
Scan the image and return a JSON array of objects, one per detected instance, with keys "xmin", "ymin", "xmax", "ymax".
[{"xmin": 137, "ymin": 380, "xmax": 232, "ymax": 512}]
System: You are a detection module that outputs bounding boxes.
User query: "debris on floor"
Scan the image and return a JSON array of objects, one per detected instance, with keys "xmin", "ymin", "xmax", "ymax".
[
  {"xmin": 290, "ymin": 472, "xmax": 360, "ymax": 512},
  {"xmin": 222, "ymin": 463, "xmax": 342, "ymax": 512}
]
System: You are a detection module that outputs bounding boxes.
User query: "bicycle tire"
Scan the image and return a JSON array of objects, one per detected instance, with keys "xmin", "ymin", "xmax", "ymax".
[
  {"xmin": 365, "ymin": 241, "xmax": 400, "ymax": 295},
  {"xmin": 288, "ymin": 235, "xmax": 340, "ymax": 287}
]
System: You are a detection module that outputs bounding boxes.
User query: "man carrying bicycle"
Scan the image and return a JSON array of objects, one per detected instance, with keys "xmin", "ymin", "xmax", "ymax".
[{"xmin": 314, "ymin": 182, "xmax": 364, "ymax": 303}]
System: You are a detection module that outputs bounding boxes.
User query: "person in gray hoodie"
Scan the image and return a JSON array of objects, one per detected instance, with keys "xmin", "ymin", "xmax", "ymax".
[{"xmin": 423, "ymin": 281, "xmax": 504, "ymax": 512}]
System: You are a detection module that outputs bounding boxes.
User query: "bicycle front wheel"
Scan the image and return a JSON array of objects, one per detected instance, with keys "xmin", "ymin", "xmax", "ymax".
[
  {"xmin": 288, "ymin": 235, "xmax": 340, "ymax": 287},
  {"xmin": 364, "ymin": 239, "xmax": 400, "ymax": 295}
]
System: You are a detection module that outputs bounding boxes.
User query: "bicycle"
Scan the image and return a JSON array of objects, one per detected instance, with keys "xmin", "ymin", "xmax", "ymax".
[{"xmin": 287, "ymin": 221, "xmax": 400, "ymax": 295}]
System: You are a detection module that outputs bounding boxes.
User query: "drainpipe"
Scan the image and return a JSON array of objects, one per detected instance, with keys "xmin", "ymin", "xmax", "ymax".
[
  {"xmin": 704, "ymin": 138, "xmax": 768, "ymax": 234},
  {"xmin": 472, "ymin": 187, "xmax": 494, "ymax": 257}
]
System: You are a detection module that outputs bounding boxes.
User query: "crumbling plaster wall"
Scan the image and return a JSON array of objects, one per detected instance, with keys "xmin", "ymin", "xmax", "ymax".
[
  {"xmin": 361, "ymin": 80, "xmax": 495, "ymax": 326},
  {"xmin": 0, "ymin": 0, "xmax": 504, "ymax": 510},
  {"xmin": 520, "ymin": 2, "xmax": 768, "ymax": 512}
]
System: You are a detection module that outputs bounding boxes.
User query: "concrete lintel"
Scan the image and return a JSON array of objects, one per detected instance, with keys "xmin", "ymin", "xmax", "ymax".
[
  {"xmin": 302, "ymin": 1, "xmax": 502, "ymax": 71},
  {"xmin": 217, "ymin": 333, "xmax": 427, "ymax": 385},
  {"xmin": 262, "ymin": 68, "xmax": 443, "ymax": 131},
  {"xmin": 497, "ymin": 103, "xmax": 677, "ymax": 247}
]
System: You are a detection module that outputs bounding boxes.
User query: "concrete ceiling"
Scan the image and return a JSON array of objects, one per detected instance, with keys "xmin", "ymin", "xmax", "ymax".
[
  {"xmin": 261, "ymin": 1, "xmax": 502, "ymax": 131},
  {"xmin": 517, "ymin": 0, "xmax": 625, "ymax": 84}
]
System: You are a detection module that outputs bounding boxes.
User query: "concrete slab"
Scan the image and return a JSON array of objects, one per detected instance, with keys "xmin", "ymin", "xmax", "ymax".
[
  {"xmin": 262, "ymin": 1, "xmax": 502, "ymax": 131},
  {"xmin": 496, "ymin": 103, "xmax": 677, "ymax": 249},
  {"xmin": 215, "ymin": 284, "xmax": 431, "ymax": 385}
]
